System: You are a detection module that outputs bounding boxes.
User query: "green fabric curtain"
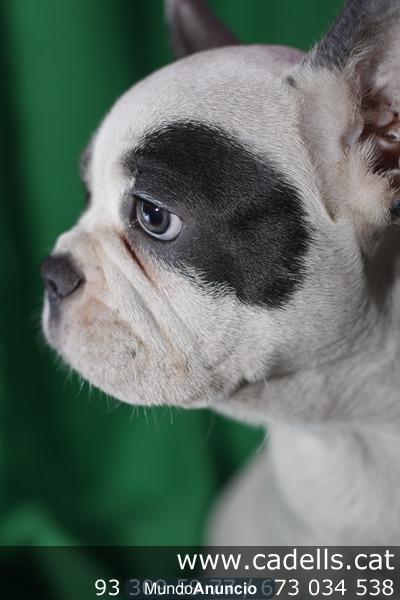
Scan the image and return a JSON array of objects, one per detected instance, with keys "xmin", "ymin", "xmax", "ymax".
[{"xmin": 1, "ymin": 0, "xmax": 340, "ymax": 559}]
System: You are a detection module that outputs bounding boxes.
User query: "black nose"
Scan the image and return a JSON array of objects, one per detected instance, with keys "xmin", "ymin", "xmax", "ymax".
[{"xmin": 41, "ymin": 254, "xmax": 84, "ymax": 300}]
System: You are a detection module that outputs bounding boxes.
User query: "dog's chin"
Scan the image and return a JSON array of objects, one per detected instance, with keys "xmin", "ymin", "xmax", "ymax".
[{"xmin": 41, "ymin": 293, "xmax": 216, "ymax": 408}]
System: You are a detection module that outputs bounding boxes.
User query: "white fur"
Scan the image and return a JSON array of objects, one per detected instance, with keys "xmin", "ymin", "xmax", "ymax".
[{"xmin": 42, "ymin": 38, "xmax": 400, "ymax": 545}]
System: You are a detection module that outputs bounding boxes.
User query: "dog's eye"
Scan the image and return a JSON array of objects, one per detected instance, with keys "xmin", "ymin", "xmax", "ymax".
[{"xmin": 135, "ymin": 196, "xmax": 181, "ymax": 241}]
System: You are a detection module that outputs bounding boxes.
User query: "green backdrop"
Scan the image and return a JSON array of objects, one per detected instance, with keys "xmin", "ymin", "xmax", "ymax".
[{"xmin": 1, "ymin": 0, "xmax": 341, "ymax": 553}]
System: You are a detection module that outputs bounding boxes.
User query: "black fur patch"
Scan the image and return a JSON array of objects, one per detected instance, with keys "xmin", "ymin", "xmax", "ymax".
[{"xmin": 122, "ymin": 121, "xmax": 310, "ymax": 308}]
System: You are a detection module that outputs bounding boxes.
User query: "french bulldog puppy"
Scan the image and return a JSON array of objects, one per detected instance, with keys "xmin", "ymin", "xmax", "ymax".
[{"xmin": 42, "ymin": 0, "xmax": 400, "ymax": 544}]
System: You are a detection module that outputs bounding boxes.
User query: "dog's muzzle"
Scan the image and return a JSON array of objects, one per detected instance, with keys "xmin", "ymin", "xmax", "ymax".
[{"xmin": 41, "ymin": 253, "xmax": 84, "ymax": 307}]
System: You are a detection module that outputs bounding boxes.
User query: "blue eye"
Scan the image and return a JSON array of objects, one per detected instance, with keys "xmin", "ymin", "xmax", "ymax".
[{"xmin": 134, "ymin": 196, "xmax": 182, "ymax": 241}]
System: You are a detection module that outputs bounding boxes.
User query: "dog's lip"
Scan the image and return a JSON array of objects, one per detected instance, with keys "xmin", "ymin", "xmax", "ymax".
[{"xmin": 120, "ymin": 234, "xmax": 152, "ymax": 282}]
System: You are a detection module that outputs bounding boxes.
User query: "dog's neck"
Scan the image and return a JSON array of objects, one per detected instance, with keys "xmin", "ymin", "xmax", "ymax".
[
  {"xmin": 270, "ymin": 310, "xmax": 400, "ymax": 544},
  {"xmin": 267, "ymin": 421, "xmax": 400, "ymax": 544},
  {"xmin": 216, "ymin": 235, "xmax": 400, "ymax": 543},
  {"xmin": 220, "ymin": 328, "xmax": 400, "ymax": 543}
]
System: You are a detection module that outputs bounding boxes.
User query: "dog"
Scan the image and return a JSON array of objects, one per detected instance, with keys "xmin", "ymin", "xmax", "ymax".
[{"xmin": 41, "ymin": 0, "xmax": 400, "ymax": 544}]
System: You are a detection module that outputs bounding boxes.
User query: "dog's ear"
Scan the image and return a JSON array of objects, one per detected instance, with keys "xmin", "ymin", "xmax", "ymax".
[
  {"xmin": 165, "ymin": 0, "xmax": 238, "ymax": 59},
  {"xmin": 293, "ymin": 0, "xmax": 400, "ymax": 243},
  {"xmin": 310, "ymin": 0, "xmax": 398, "ymax": 72}
]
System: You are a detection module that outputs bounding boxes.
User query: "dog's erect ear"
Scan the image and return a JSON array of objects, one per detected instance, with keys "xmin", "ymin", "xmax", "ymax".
[
  {"xmin": 304, "ymin": 0, "xmax": 400, "ymax": 153},
  {"xmin": 310, "ymin": 0, "xmax": 398, "ymax": 73},
  {"xmin": 293, "ymin": 0, "xmax": 400, "ymax": 241},
  {"xmin": 165, "ymin": 0, "xmax": 238, "ymax": 59}
]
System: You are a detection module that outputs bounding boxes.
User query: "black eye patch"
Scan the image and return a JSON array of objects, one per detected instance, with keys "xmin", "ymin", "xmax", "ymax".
[{"xmin": 122, "ymin": 121, "xmax": 311, "ymax": 309}]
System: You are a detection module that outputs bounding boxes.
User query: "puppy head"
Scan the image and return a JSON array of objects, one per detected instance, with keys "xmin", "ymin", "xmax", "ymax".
[{"xmin": 42, "ymin": 0, "xmax": 400, "ymax": 409}]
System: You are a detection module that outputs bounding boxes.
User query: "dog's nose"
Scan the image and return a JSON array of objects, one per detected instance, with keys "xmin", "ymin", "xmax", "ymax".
[{"xmin": 41, "ymin": 254, "xmax": 84, "ymax": 300}]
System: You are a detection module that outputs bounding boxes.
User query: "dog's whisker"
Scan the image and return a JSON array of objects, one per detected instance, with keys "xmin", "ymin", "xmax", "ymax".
[
  {"xmin": 150, "ymin": 409, "xmax": 160, "ymax": 436},
  {"xmin": 194, "ymin": 411, "xmax": 216, "ymax": 452},
  {"xmin": 142, "ymin": 406, "xmax": 150, "ymax": 429},
  {"xmin": 129, "ymin": 406, "xmax": 139, "ymax": 422},
  {"xmin": 75, "ymin": 376, "xmax": 86, "ymax": 398}
]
